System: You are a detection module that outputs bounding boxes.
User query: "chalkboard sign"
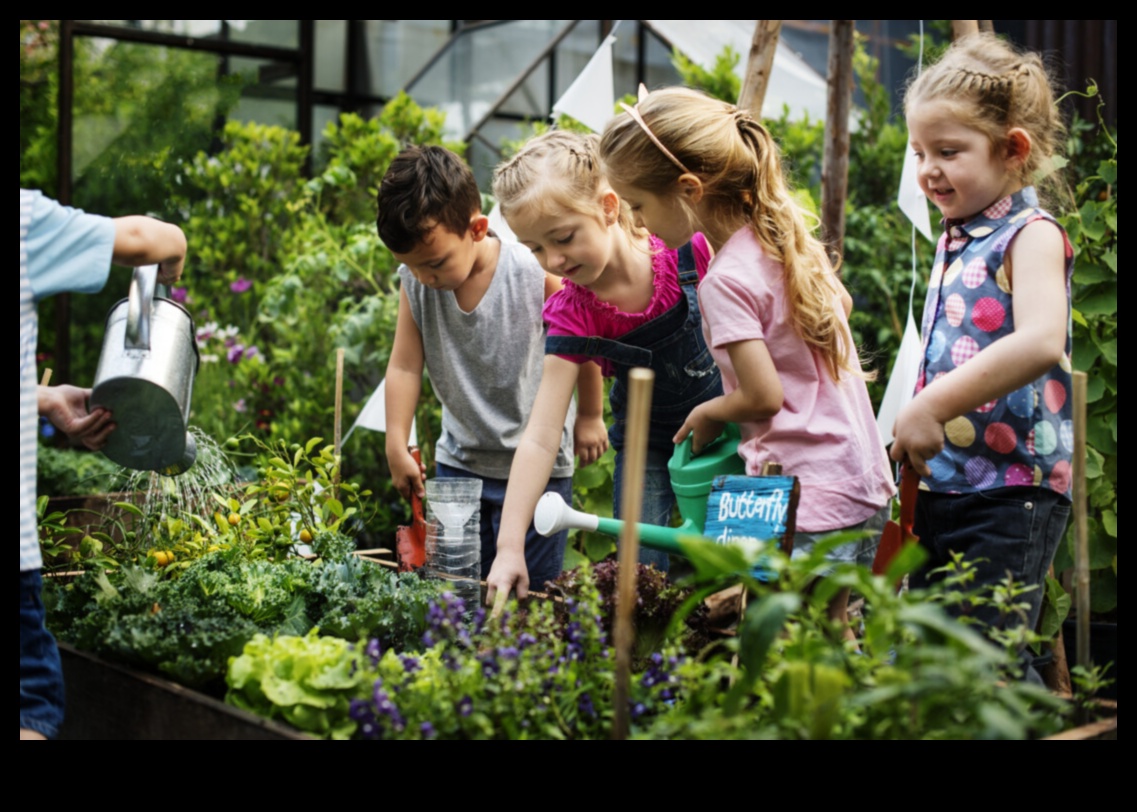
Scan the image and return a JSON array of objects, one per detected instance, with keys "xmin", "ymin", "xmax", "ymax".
[{"xmin": 703, "ymin": 475, "xmax": 800, "ymax": 556}]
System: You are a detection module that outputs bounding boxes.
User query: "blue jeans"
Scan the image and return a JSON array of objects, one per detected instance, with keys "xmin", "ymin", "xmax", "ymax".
[
  {"xmin": 910, "ymin": 486, "xmax": 1071, "ymax": 634},
  {"xmin": 791, "ymin": 504, "xmax": 889, "ymax": 576},
  {"xmin": 20, "ymin": 569, "xmax": 65, "ymax": 739},
  {"xmin": 436, "ymin": 463, "xmax": 573, "ymax": 591},
  {"xmin": 613, "ymin": 446, "xmax": 676, "ymax": 573}
]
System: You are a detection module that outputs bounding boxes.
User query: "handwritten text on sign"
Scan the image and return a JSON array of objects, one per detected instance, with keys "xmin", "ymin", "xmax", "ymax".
[{"xmin": 703, "ymin": 475, "xmax": 798, "ymax": 548}]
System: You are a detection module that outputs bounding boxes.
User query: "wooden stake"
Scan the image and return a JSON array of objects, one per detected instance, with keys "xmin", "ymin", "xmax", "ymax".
[
  {"xmin": 821, "ymin": 20, "xmax": 854, "ymax": 271},
  {"xmin": 737, "ymin": 20, "xmax": 782, "ymax": 115},
  {"xmin": 612, "ymin": 367, "xmax": 653, "ymax": 741},
  {"xmin": 333, "ymin": 348, "xmax": 344, "ymax": 495},
  {"xmin": 1072, "ymin": 370, "xmax": 1090, "ymax": 721},
  {"xmin": 40, "ymin": 368, "xmax": 53, "ymax": 386},
  {"xmin": 951, "ymin": 20, "xmax": 980, "ymax": 40}
]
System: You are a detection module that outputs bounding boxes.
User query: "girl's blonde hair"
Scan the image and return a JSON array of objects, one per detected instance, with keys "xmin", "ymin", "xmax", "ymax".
[
  {"xmin": 492, "ymin": 130, "xmax": 643, "ymax": 241},
  {"xmin": 599, "ymin": 86, "xmax": 857, "ymax": 382},
  {"xmin": 905, "ymin": 33, "xmax": 1066, "ymax": 201}
]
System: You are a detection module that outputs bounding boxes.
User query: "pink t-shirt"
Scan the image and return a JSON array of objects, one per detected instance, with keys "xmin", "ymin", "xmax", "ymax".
[
  {"xmin": 698, "ymin": 227, "xmax": 896, "ymax": 532},
  {"xmin": 543, "ymin": 234, "xmax": 711, "ymax": 377}
]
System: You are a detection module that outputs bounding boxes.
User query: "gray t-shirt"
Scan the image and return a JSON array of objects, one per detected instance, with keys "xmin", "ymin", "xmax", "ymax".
[{"xmin": 399, "ymin": 238, "xmax": 575, "ymax": 479}]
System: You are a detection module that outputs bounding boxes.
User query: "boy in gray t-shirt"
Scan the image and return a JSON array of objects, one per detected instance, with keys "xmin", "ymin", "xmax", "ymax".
[{"xmin": 378, "ymin": 146, "xmax": 603, "ymax": 598}]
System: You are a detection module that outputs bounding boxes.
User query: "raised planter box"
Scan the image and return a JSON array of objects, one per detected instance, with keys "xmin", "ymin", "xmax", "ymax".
[{"xmin": 58, "ymin": 643, "xmax": 313, "ymax": 740}]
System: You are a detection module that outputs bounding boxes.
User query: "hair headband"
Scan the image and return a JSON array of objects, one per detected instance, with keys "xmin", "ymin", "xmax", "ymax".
[{"xmin": 618, "ymin": 84, "xmax": 691, "ymax": 175}]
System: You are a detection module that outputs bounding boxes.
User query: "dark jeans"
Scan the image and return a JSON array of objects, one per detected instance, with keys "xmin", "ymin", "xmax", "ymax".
[
  {"xmin": 436, "ymin": 462, "xmax": 572, "ymax": 592},
  {"xmin": 910, "ymin": 485, "xmax": 1071, "ymax": 635},
  {"xmin": 20, "ymin": 569, "xmax": 65, "ymax": 738}
]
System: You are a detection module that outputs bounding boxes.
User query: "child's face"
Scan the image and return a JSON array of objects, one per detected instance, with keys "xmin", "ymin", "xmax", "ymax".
[
  {"xmin": 392, "ymin": 220, "xmax": 484, "ymax": 291},
  {"xmin": 508, "ymin": 204, "xmax": 614, "ymax": 288},
  {"xmin": 608, "ymin": 180, "xmax": 693, "ymax": 251},
  {"xmin": 907, "ymin": 100, "xmax": 1019, "ymax": 221}
]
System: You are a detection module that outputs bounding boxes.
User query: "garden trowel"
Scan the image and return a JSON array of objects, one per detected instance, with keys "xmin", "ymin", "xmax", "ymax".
[
  {"xmin": 396, "ymin": 447, "xmax": 427, "ymax": 571},
  {"xmin": 873, "ymin": 465, "xmax": 920, "ymax": 576}
]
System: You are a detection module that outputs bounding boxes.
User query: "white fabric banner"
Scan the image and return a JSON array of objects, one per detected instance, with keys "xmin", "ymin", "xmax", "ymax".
[
  {"xmin": 897, "ymin": 146, "xmax": 934, "ymax": 243},
  {"xmin": 551, "ymin": 34, "xmax": 616, "ymax": 133},
  {"xmin": 343, "ymin": 378, "xmax": 417, "ymax": 446},
  {"xmin": 875, "ymin": 309, "xmax": 923, "ymax": 448}
]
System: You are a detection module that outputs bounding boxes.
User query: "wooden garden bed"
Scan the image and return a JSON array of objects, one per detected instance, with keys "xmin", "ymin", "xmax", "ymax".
[{"xmin": 57, "ymin": 643, "xmax": 313, "ymax": 740}]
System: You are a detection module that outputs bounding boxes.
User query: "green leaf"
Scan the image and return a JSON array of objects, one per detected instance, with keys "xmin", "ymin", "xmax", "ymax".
[
  {"xmin": 1094, "ymin": 337, "xmax": 1117, "ymax": 366},
  {"xmin": 1101, "ymin": 509, "xmax": 1116, "ymax": 537},
  {"xmin": 1038, "ymin": 575, "xmax": 1071, "ymax": 639},
  {"xmin": 1098, "ymin": 159, "xmax": 1117, "ymax": 185},
  {"xmin": 1076, "ymin": 290, "xmax": 1117, "ymax": 316},
  {"xmin": 725, "ymin": 592, "xmax": 800, "ymax": 714},
  {"xmin": 1073, "ymin": 263, "xmax": 1113, "ymax": 285},
  {"xmin": 1102, "ymin": 250, "xmax": 1117, "ymax": 274},
  {"xmin": 1083, "ymin": 446, "xmax": 1104, "ymax": 478},
  {"xmin": 113, "ymin": 502, "xmax": 144, "ymax": 518}
]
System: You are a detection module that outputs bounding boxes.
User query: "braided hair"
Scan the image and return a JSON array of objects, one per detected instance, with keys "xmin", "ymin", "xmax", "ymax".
[{"xmin": 905, "ymin": 33, "xmax": 1066, "ymax": 201}]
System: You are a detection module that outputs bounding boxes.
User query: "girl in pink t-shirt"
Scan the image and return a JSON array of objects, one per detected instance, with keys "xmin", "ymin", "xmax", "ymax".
[
  {"xmin": 486, "ymin": 130, "xmax": 723, "ymax": 603},
  {"xmin": 600, "ymin": 87, "xmax": 895, "ymax": 641}
]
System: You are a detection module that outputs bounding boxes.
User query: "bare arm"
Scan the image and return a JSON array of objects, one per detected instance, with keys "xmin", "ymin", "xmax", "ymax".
[
  {"xmin": 486, "ymin": 354, "xmax": 580, "ymax": 603},
  {"xmin": 891, "ymin": 221, "xmax": 1068, "ymax": 475},
  {"xmin": 112, "ymin": 216, "xmax": 187, "ymax": 285},
  {"xmin": 385, "ymin": 288, "xmax": 428, "ymax": 499},
  {"xmin": 674, "ymin": 339, "xmax": 783, "ymax": 454},
  {"xmin": 573, "ymin": 360, "xmax": 607, "ymax": 466}
]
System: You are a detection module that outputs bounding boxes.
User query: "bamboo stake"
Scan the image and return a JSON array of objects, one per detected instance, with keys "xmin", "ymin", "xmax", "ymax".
[
  {"xmin": 1072, "ymin": 370, "xmax": 1090, "ymax": 723},
  {"xmin": 951, "ymin": 20, "xmax": 980, "ymax": 40},
  {"xmin": 737, "ymin": 20, "xmax": 782, "ymax": 116},
  {"xmin": 612, "ymin": 367, "xmax": 653, "ymax": 741},
  {"xmin": 333, "ymin": 348, "xmax": 344, "ymax": 496},
  {"xmin": 40, "ymin": 368, "xmax": 53, "ymax": 386},
  {"xmin": 821, "ymin": 20, "xmax": 855, "ymax": 271}
]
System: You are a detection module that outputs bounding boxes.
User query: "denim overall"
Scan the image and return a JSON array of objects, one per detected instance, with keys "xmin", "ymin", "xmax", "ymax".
[{"xmin": 545, "ymin": 242, "xmax": 722, "ymax": 571}]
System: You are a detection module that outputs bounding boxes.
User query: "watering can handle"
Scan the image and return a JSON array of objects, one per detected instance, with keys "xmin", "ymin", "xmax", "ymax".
[
  {"xmin": 675, "ymin": 422, "xmax": 741, "ymax": 464},
  {"xmin": 125, "ymin": 265, "xmax": 158, "ymax": 351}
]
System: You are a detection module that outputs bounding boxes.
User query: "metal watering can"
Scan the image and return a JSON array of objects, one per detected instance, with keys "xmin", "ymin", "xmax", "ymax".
[
  {"xmin": 534, "ymin": 424, "xmax": 746, "ymax": 555},
  {"xmin": 89, "ymin": 265, "xmax": 199, "ymax": 476}
]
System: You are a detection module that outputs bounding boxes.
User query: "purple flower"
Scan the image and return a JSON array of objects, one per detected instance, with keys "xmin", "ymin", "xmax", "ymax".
[
  {"xmin": 234, "ymin": 398, "xmax": 247, "ymax": 413},
  {"xmin": 420, "ymin": 721, "xmax": 435, "ymax": 739},
  {"xmin": 227, "ymin": 344, "xmax": 245, "ymax": 364},
  {"xmin": 457, "ymin": 696, "xmax": 473, "ymax": 718},
  {"xmin": 400, "ymin": 654, "xmax": 420, "ymax": 673},
  {"xmin": 365, "ymin": 639, "xmax": 382, "ymax": 665},
  {"xmin": 170, "ymin": 286, "xmax": 188, "ymax": 303},
  {"xmin": 230, "ymin": 276, "xmax": 252, "ymax": 294}
]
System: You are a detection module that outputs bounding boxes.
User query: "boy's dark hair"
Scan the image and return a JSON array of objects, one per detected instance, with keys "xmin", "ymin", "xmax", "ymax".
[{"xmin": 377, "ymin": 145, "xmax": 482, "ymax": 253}]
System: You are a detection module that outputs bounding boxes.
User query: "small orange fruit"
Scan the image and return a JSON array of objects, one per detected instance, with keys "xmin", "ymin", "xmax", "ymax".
[
  {"xmin": 298, "ymin": 528, "xmax": 313, "ymax": 543},
  {"xmin": 228, "ymin": 512, "xmax": 241, "ymax": 526}
]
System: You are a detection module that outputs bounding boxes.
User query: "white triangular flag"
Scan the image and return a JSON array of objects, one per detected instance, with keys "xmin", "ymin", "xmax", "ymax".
[
  {"xmin": 487, "ymin": 202, "xmax": 517, "ymax": 243},
  {"xmin": 343, "ymin": 378, "xmax": 417, "ymax": 446},
  {"xmin": 551, "ymin": 34, "xmax": 616, "ymax": 133},
  {"xmin": 897, "ymin": 146, "xmax": 934, "ymax": 242},
  {"xmin": 875, "ymin": 309, "xmax": 923, "ymax": 447}
]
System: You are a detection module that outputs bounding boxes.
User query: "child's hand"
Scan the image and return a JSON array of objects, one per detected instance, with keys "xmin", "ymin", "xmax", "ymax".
[
  {"xmin": 485, "ymin": 547, "xmax": 530, "ymax": 603},
  {"xmin": 389, "ymin": 447, "xmax": 426, "ymax": 500},
  {"xmin": 673, "ymin": 403, "xmax": 725, "ymax": 456},
  {"xmin": 38, "ymin": 384, "xmax": 116, "ymax": 451},
  {"xmin": 890, "ymin": 399, "xmax": 943, "ymax": 477},
  {"xmin": 573, "ymin": 413, "xmax": 609, "ymax": 467}
]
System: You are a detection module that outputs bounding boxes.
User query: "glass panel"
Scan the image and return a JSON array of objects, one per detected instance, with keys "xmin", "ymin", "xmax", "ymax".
[
  {"xmin": 314, "ymin": 20, "xmax": 346, "ymax": 92},
  {"xmin": 552, "ymin": 21, "xmax": 602, "ymax": 102},
  {"xmin": 227, "ymin": 55, "xmax": 299, "ymax": 129},
  {"xmin": 365, "ymin": 20, "xmax": 453, "ymax": 98},
  {"xmin": 80, "ymin": 21, "xmax": 298, "ymax": 46},
  {"xmin": 407, "ymin": 20, "xmax": 571, "ymax": 139}
]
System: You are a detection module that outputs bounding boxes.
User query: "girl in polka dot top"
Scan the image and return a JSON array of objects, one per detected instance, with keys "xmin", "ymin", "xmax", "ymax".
[{"xmin": 893, "ymin": 34, "xmax": 1075, "ymax": 645}]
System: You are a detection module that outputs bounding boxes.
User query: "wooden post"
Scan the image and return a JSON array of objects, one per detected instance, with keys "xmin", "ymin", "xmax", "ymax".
[
  {"xmin": 951, "ymin": 20, "xmax": 980, "ymax": 40},
  {"xmin": 333, "ymin": 348, "xmax": 344, "ymax": 496},
  {"xmin": 821, "ymin": 20, "xmax": 854, "ymax": 271},
  {"xmin": 611, "ymin": 367, "xmax": 653, "ymax": 741},
  {"xmin": 1071, "ymin": 371, "xmax": 1090, "ymax": 721},
  {"xmin": 737, "ymin": 20, "xmax": 782, "ymax": 115}
]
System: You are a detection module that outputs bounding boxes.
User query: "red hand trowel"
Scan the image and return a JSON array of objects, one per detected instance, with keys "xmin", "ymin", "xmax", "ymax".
[
  {"xmin": 873, "ymin": 465, "xmax": 921, "ymax": 576},
  {"xmin": 396, "ymin": 448, "xmax": 428, "ymax": 572}
]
